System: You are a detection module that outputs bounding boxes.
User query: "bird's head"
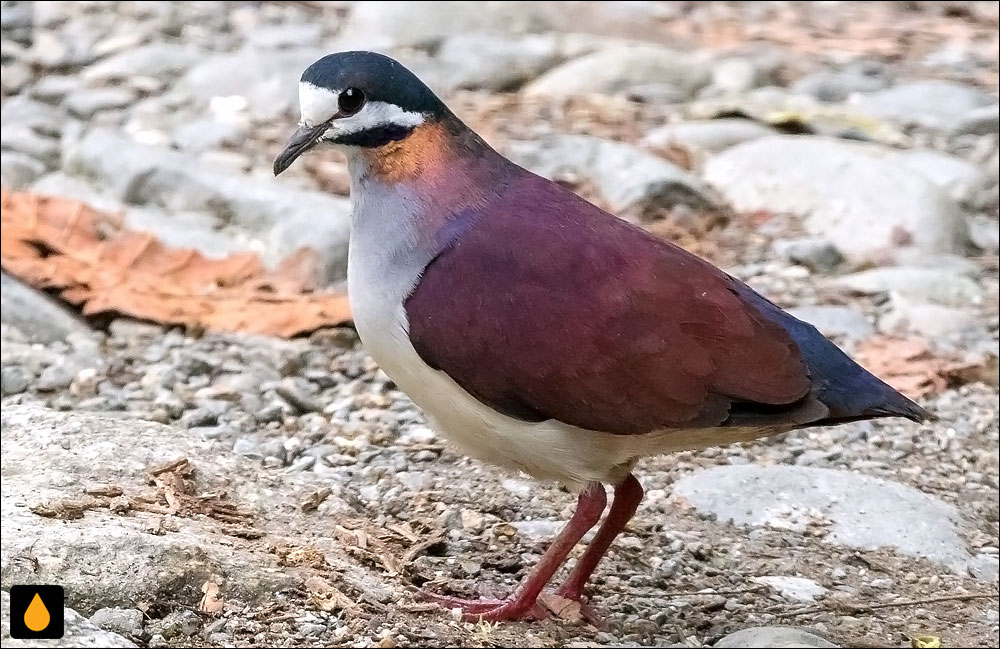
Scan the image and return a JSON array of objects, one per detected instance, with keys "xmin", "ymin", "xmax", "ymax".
[{"xmin": 273, "ymin": 51, "xmax": 454, "ymax": 177}]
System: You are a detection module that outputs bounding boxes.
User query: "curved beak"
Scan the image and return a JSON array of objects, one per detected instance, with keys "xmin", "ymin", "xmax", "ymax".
[{"xmin": 273, "ymin": 123, "xmax": 328, "ymax": 176}]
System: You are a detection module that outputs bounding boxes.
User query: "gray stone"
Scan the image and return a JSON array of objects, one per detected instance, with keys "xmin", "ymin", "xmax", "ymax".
[
  {"xmin": 896, "ymin": 149, "xmax": 985, "ymax": 204},
  {"xmin": 336, "ymin": 1, "xmax": 670, "ymax": 50},
  {"xmin": 1, "ymin": 591, "xmax": 136, "ymax": 648},
  {"xmin": 791, "ymin": 61, "xmax": 894, "ymax": 102},
  {"xmin": 507, "ymin": 134, "xmax": 718, "ymax": 215},
  {"xmin": 672, "ymin": 465, "xmax": 971, "ymax": 572},
  {"xmin": 786, "ymin": 306, "xmax": 874, "ymax": 345},
  {"xmin": 967, "ymin": 215, "xmax": 1000, "ymax": 254},
  {"xmin": 233, "ymin": 436, "xmax": 263, "ymax": 458},
  {"xmin": 0, "ymin": 406, "xmax": 362, "ymax": 614},
  {"xmin": 35, "ymin": 361, "xmax": 79, "ymax": 392},
  {"xmin": 82, "ymin": 43, "xmax": 200, "ymax": 85},
  {"xmin": 31, "ymin": 75, "xmax": 83, "ymax": 104},
  {"xmin": 714, "ymin": 626, "xmax": 838, "ymax": 648},
  {"xmin": 244, "ymin": 23, "xmax": 324, "ymax": 50},
  {"xmin": 65, "ymin": 87, "xmax": 137, "ymax": 118},
  {"xmin": 771, "ymin": 238, "xmax": 844, "ymax": 274},
  {"xmin": 0, "ymin": 127, "xmax": 59, "ymax": 166},
  {"xmin": 751, "ymin": 576, "xmax": 827, "ymax": 603},
  {"xmin": 0, "ymin": 273, "xmax": 95, "ymax": 345},
  {"xmin": 89, "ymin": 607, "xmax": 144, "ymax": 636},
  {"xmin": 0, "ymin": 151, "xmax": 45, "ymax": 189},
  {"xmin": 180, "ymin": 401, "xmax": 229, "ymax": 428},
  {"xmin": 849, "ymin": 80, "xmax": 994, "ymax": 130},
  {"xmin": 703, "ymin": 136, "xmax": 967, "ymax": 263},
  {"xmin": 0, "ymin": 1, "xmax": 33, "ymax": 43},
  {"xmin": 511, "ymin": 520, "xmax": 563, "ymax": 541},
  {"xmin": 1, "ymin": 365, "xmax": 32, "ymax": 396},
  {"xmin": 64, "ymin": 130, "xmax": 352, "ymax": 283},
  {"xmin": 879, "ymin": 297, "xmax": 981, "ymax": 338},
  {"xmin": 1, "ymin": 62, "xmax": 29, "ymax": 95},
  {"xmin": 950, "ymin": 104, "xmax": 1000, "ymax": 136},
  {"xmin": 30, "ymin": 173, "xmax": 124, "ymax": 213},
  {"xmin": 337, "ymin": 1, "xmax": 547, "ymax": 48},
  {"xmin": 124, "ymin": 208, "xmax": 245, "ymax": 260},
  {"xmin": 828, "ymin": 267, "xmax": 983, "ymax": 307},
  {"xmin": 969, "ymin": 554, "xmax": 999, "ymax": 583},
  {"xmin": 170, "ymin": 119, "xmax": 246, "ymax": 152},
  {"xmin": 642, "ymin": 119, "xmax": 777, "ymax": 156},
  {"xmin": 524, "ymin": 45, "xmax": 711, "ymax": 101},
  {"xmin": 423, "ymin": 33, "xmax": 562, "ymax": 93},
  {"xmin": 709, "ymin": 57, "xmax": 766, "ymax": 96},
  {"xmin": 0, "ymin": 95, "xmax": 64, "ymax": 136},
  {"xmin": 28, "ymin": 29, "xmax": 94, "ymax": 69},
  {"xmin": 178, "ymin": 47, "xmax": 325, "ymax": 120}
]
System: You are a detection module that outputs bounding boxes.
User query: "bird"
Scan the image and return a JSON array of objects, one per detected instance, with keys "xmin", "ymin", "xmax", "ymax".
[{"xmin": 273, "ymin": 50, "xmax": 930, "ymax": 624}]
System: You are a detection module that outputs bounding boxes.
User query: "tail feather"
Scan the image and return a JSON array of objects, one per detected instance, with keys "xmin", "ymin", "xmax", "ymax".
[{"xmin": 738, "ymin": 289, "xmax": 934, "ymax": 426}]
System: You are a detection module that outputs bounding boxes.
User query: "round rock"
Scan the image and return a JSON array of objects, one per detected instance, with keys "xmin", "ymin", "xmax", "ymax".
[
  {"xmin": 714, "ymin": 626, "xmax": 839, "ymax": 648},
  {"xmin": 672, "ymin": 464, "xmax": 971, "ymax": 572},
  {"xmin": 702, "ymin": 136, "xmax": 966, "ymax": 264}
]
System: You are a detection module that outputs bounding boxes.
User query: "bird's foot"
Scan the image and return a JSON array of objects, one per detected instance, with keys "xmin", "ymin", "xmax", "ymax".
[
  {"xmin": 418, "ymin": 588, "xmax": 551, "ymax": 622},
  {"xmin": 419, "ymin": 588, "xmax": 604, "ymax": 625}
]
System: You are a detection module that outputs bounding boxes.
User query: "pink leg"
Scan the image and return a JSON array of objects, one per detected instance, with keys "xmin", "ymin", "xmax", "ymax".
[
  {"xmin": 420, "ymin": 482, "xmax": 608, "ymax": 622},
  {"xmin": 556, "ymin": 474, "xmax": 644, "ymax": 603}
]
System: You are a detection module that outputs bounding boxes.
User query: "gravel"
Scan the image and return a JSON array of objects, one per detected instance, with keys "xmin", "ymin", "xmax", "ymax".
[{"xmin": 1, "ymin": 1, "xmax": 997, "ymax": 647}]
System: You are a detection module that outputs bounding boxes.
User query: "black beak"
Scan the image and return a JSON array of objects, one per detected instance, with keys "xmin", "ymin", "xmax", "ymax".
[{"xmin": 273, "ymin": 123, "xmax": 328, "ymax": 176}]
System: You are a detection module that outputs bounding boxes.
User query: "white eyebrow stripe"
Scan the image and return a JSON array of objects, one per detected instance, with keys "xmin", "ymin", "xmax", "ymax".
[{"xmin": 299, "ymin": 82, "xmax": 340, "ymax": 126}]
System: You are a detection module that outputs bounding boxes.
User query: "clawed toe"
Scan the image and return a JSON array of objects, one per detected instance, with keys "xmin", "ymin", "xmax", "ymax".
[{"xmin": 417, "ymin": 588, "xmax": 550, "ymax": 622}]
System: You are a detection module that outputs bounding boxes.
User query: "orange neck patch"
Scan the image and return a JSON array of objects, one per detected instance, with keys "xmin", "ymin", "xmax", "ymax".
[{"xmin": 361, "ymin": 122, "xmax": 455, "ymax": 184}]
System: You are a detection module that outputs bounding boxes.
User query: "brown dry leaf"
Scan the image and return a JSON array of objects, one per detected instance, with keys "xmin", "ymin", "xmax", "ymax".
[
  {"xmin": 0, "ymin": 190, "xmax": 352, "ymax": 338},
  {"xmin": 854, "ymin": 336, "xmax": 950, "ymax": 398},
  {"xmin": 199, "ymin": 579, "xmax": 225, "ymax": 616}
]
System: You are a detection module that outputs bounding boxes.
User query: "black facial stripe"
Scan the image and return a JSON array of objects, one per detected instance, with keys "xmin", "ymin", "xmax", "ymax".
[{"xmin": 331, "ymin": 123, "xmax": 415, "ymax": 148}]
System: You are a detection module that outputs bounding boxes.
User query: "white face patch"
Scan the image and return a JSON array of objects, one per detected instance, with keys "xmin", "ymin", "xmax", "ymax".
[
  {"xmin": 297, "ymin": 81, "xmax": 426, "ymax": 143},
  {"xmin": 298, "ymin": 82, "xmax": 340, "ymax": 127}
]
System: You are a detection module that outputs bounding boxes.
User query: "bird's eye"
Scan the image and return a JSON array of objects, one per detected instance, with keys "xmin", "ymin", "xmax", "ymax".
[{"xmin": 338, "ymin": 88, "xmax": 366, "ymax": 115}]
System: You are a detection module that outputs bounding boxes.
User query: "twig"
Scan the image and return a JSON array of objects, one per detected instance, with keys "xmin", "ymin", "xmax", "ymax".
[{"xmin": 780, "ymin": 592, "xmax": 998, "ymax": 617}]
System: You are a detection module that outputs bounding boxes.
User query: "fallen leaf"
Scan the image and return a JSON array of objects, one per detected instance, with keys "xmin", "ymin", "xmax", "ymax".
[
  {"xmin": 911, "ymin": 635, "xmax": 942, "ymax": 649},
  {"xmin": 0, "ymin": 190, "xmax": 353, "ymax": 338},
  {"xmin": 199, "ymin": 579, "xmax": 225, "ymax": 616}
]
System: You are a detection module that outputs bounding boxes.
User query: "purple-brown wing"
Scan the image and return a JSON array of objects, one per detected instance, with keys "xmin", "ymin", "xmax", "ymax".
[{"xmin": 405, "ymin": 175, "xmax": 812, "ymax": 435}]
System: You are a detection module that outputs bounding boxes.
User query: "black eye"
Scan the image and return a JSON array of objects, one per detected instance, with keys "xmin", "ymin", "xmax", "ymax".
[{"xmin": 338, "ymin": 88, "xmax": 365, "ymax": 115}]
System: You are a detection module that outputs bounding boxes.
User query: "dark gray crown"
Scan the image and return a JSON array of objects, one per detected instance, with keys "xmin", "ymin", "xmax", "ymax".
[{"xmin": 301, "ymin": 51, "xmax": 447, "ymax": 116}]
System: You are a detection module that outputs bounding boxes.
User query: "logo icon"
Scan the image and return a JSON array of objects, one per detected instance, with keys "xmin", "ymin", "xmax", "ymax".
[{"xmin": 9, "ymin": 585, "xmax": 64, "ymax": 639}]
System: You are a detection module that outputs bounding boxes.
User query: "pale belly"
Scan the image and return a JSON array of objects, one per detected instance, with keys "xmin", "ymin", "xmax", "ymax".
[{"xmin": 351, "ymin": 297, "xmax": 777, "ymax": 489}]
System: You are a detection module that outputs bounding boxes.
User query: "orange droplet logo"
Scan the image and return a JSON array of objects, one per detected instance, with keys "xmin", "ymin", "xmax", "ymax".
[{"xmin": 24, "ymin": 593, "xmax": 51, "ymax": 632}]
